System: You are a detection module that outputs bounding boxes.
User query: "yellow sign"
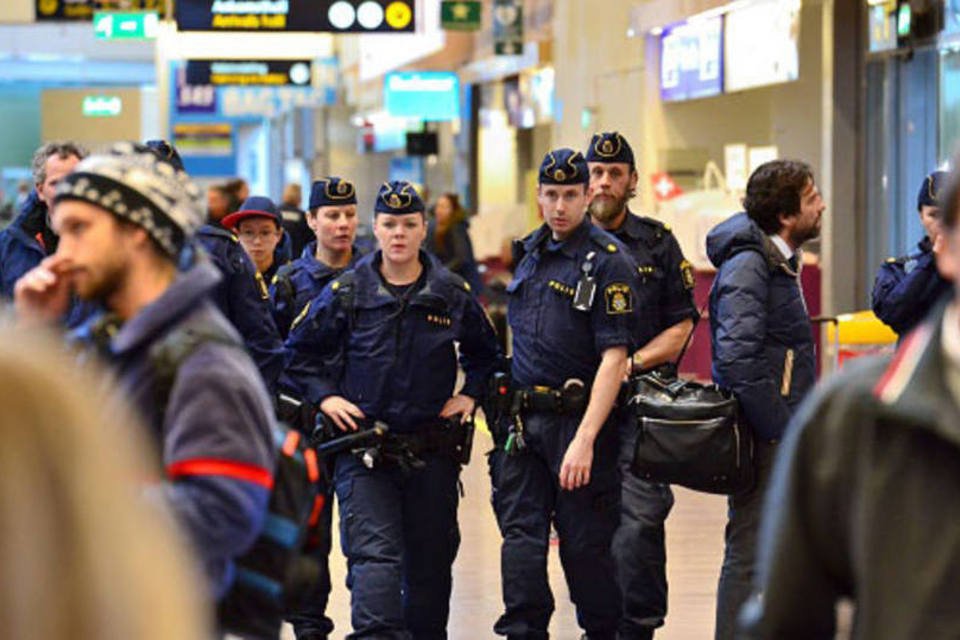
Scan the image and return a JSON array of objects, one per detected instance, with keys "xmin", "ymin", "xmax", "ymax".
[{"xmin": 385, "ymin": 1, "xmax": 413, "ymax": 29}]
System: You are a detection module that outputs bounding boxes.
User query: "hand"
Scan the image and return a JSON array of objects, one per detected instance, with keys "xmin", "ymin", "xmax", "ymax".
[
  {"xmin": 439, "ymin": 394, "xmax": 476, "ymax": 424},
  {"xmin": 559, "ymin": 431, "xmax": 595, "ymax": 491},
  {"xmin": 319, "ymin": 395, "xmax": 365, "ymax": 432},
  {"xmin": 14, "ymin": 255, "xmax": 75, "ymax": 326}
]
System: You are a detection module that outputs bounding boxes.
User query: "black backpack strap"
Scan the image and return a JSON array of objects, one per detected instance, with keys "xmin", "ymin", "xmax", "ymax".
[
  {"xmin": 149, "ymin": 317, "xmax": 244, "ymax": 425},
  {"xmin": 274, "ymin": 263, "xmax": 296, "ymax": 304},
  {"xmin": 332, "ymin": 270, "xmax": 357, "ymax": 329}
]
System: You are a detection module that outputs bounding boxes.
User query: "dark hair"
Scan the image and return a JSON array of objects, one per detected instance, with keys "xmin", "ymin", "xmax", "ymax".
[
  {"xmin": 939, "ymin": 165, "xmax": 960, "ymax": 230},
  {"xmin": 742, "ymin": 160, "xmax": 815, "ymax": 234},
  {"xmin": 32, "ymin": 142, "xmax": 88, "ymax": 185}
]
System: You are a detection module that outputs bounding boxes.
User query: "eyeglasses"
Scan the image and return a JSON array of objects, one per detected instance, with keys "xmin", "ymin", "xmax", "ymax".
[{"xmin": 238, "ymin": 230, "xmax": 279, "ymax": 242}]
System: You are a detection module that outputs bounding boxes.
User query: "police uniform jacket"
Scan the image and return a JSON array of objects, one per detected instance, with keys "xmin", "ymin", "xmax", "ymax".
[
  {"xmin": 706, "ymin": 212, "xmax": 815, "ymax": 442},
  {"xmin": 871, "ymin": 236, "xmax": 951, "ymax": 336},
  {"xmin": 0, "ymin": 191, "xmax": 51, "ymax": 298},
  {"xmin": 269, "ymin": 241, "xmax": 362, "ymax": 339},
  {"xmin": 508, "ymin": 219, "xmax": 649, "ymax": 388},
  {"xmin": 609, "ymin": 211, "xmax": 698, "ymax": 335},
  {"xmin": 281, "ymin": 250, "xmax": 500, "ymax": 432},
  {"xmin": 194, "ymin": 223, "xmax": 285, "ymax": 393},
  {"xmin": 72, "ymin": 259, "xmax": 275, "ymax": 599},
  {"xmin": 741, "ymin": 304, "xmax": 960, "ymax": 639}
]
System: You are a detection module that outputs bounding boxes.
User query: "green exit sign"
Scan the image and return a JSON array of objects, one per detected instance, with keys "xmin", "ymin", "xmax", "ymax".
[
  {"xmin": 93, "ymin": 11, "xmax": 159, "ymax": 41},
  {"xmin": 82, "ymin": 95, "xmax": 123, "ymax": 118}
]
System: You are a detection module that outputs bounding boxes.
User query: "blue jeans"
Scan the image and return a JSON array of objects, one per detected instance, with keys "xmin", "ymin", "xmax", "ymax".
[
  {"xmin": 490, "ymin": 411, "xmax": 622, "ymax": 640},
  {"xmin": 714, "ymin": 441, "xmax": 779, "ymax": 640},
  {"xmin": 613, "ymin": 416, "xmax": 674, "ymax": 639},
  {"xmin": 335, "ymin": 453, "xmax": 461, "ymax": 640}
]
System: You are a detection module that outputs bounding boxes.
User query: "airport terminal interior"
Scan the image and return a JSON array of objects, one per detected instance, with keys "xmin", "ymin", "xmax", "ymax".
[{"xmin": 1, "ymin": 0, "xmax": 958, "ymax": 639}]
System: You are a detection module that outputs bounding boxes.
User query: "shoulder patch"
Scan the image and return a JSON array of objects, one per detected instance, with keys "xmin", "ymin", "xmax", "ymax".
[
  {"xmin": 606, "ymin": 243, "xmax": 618, "ymax": 253},
  {"xmin": 331, "ymin": 280, "xmax": 341, "ymax": 292},
  {"xmin": 604, "ymin": 282, "xmax": 633, "ymax": 315},
  {"xmin": 679, "ymin": 259, "xmax": 695, "ymax": 290},
  {"xmin": 290, "ymin": 301, "xmax": 311, "ymax": 332}
]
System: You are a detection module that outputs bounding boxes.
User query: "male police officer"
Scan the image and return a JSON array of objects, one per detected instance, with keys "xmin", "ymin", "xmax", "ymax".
[
  {"xmin": 492, "ymin": 148, "xmax": 651, "ymax": 640},
  {"xmin": 271, "ymin": 177, "xmax": 363, "ymax": 339},
  {"xmin": 282, "ymin": 181, "xmax": 500, "ymax": 639},
  {"xmin": 872, "ymin": 171, "xmax": 952, "ymax": 337},
  {"xmin": 13, "ymin": 144, "xmax": 275, "ymax": 613},
  {"xmin": 0, "ymin": 142, "xmax": 86, "ymax": 298},
  {"xmin": 585, "ymin": 132, "xmax": 698, "ymax": 639}
]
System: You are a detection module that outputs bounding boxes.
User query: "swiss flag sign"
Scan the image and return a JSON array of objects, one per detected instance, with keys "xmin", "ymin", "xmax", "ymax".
[{"xmin": 651, "ymin": 173, "xmax": 683, "ymax": 201}]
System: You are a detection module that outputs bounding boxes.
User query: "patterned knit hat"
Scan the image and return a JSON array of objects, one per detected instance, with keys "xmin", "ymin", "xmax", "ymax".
[{"xmin": 54, "ymin": 142, "xmax": 203, "ymax": 257}]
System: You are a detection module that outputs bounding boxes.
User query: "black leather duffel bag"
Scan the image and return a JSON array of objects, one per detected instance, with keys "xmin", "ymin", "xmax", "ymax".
[{"xmin": 629, "ymin": 370, "xmax": 753, "ymax": 495}]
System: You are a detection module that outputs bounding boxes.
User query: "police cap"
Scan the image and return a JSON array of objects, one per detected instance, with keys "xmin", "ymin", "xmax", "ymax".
[
  {"xmin": 309, "ymin": 176, "xmax": 357, "ymax": 210},
  {"xmin": 585, "ymin": 131, "xmax": 635, "ymax": 169},
  {"xmin": 539, "ymin": 148, "xmax": 588, "ymax": 186},
  {"xmin": 918, "ymin": 171, "xmax": 948, "ymax": 211},
  {"xmin": 375, "ymin": 180, "xmax": 424, "ymax": 215}
]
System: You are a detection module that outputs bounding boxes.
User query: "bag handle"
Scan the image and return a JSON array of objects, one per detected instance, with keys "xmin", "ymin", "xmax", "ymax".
[{"xmin": 673, "ymin": 301, "xmax": 710, "ymax": 369}]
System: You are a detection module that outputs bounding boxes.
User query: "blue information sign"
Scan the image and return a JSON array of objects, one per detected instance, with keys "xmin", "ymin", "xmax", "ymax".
[{"xmin": 660, "ymin": 16, "xmax": 723, "ymax": 102}]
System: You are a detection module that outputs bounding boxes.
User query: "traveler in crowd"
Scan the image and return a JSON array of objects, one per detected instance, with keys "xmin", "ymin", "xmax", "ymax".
[
  {"xmin": 12, "ymin": 144, "xmax": 275, "ymax": 627},
  {"xmin": 282, "ymin": 180, "xmax": 500, "ymax": 639},
  {"xmin": 0, "ymin": 141, "xmax": 86, "ymax": 298},
  {"xmin": 280, "ymin": 182, "xmax": 312, "ymax": 259},
  {"xmin": 271, "ymin": 176, "xmax": 362, "ymax": 339},
  {"xmin": 426, "ymin": 191, "xmax": 483, "ymax": 294},
  {"xmin": 706, "ymin": 159, "xmax": 822, "ymax": 640},
  {"xmin": 740, "ymin": 164, "xmax": 960, "ymax": 640},
  {"xmin": 585, "ymin": 131, "xmax": 698, "ymax": 640},
  {"xmin": 207, "ymin": 183, "xmax": 233, "ymax": 224},
  {"xmin": 222, "ymin": 195, "xmax": 287, "ymax": 284},
  {"xmin": 0, "ymin": 325, "xmax": 210, "ymax": 640},
  {"xmin": 490, "ymin": 148, "xmax": 653, "ymax": 640},
  {"xmin": 872, "ymin": 170, "xmax": 952, "ymax": 337}
]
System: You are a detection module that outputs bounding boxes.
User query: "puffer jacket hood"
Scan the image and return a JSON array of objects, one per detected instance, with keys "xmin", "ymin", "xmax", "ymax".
[{"xmin": 706, "ymin": 212, "xmax": 784, "ymax": 271}]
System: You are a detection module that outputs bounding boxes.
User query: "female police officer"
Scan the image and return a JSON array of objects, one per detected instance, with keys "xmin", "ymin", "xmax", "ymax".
[{"xmin": 281, "ymin": 180, "xmax": 500, "ymax": 639}]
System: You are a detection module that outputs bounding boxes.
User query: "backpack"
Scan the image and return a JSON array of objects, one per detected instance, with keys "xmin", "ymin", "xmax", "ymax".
[{"xmin": 149, "ymin": 317, "xmax": 324, "ymax": 639}]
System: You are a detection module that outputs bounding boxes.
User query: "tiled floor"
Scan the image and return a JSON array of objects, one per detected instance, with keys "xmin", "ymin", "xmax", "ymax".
[{"xmin": 284, "ymin": 431, "xmax": 729, "ymax": 639}]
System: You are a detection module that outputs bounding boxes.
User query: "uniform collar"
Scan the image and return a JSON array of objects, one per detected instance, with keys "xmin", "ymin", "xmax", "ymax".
[
  {"xmin": 545, "ymin": 219, "xmax": 592, "ymax": 259},
  {"xmin": 302, "ymin": 241, "xmax": 359, "ymax": 281},
  {"xmin": 109, "ymin": 259, "xmax": 222, "ymax": 355},
  {"xmin": 607, "ymin": 209, "xmax": 643, "ymax": 240},
  {"xmin": 354, "ymin": 249, "xmax": 439, "ymax": 302}
]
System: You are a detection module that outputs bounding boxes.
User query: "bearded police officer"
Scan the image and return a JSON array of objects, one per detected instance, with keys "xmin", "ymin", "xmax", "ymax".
[
  {"xmin": 491, "ymin": 148, "xmax": 653, "ymax": 640},
  {"xmin": 585, "ymin": 131, "xmax": 698, "ymax": 639},
  {"xmin": 282, "ymin": 181, "xmax": 500, "ymax": 639}
]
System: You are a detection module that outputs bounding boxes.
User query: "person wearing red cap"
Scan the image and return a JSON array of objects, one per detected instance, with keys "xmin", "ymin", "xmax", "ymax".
[{"xmin": 222, "ymin": 195, "xmax": 286, "ymax": 285}]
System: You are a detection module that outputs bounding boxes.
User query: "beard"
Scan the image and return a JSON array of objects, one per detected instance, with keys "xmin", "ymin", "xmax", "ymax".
[
  {"xmin": 588, "ymin": 192, "xmax": 629, "ymax": 225},
  {"xmin": 74, "ymin": 255, "xmax": 128, "ymax": 303}
]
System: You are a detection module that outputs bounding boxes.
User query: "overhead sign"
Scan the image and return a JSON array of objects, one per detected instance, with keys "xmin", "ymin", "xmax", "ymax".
[
  {"xmin": 173, "ymin": 122, "xmax": 233, "ymax": 157},
  {"xmin": 186, "ymin": 60, "xmax": 313, "ymax": 87},
  {"xmin": 660, "ymin": 16, "xmax": 723, "ymax": 102},
  {"xmin": 93, "ymin": 10, "xmax": 159, "ymax": 40},
  {"xmin": 384, "ymin": 71, "xmax": 460, "ymax": 121},
  {"xmin": 493, "ymin": 0, "xmax": 523, "ymax": 55},
  {"xmin": 175, "ymin": 0, "xmax": 415, "ymax": 33},
  {"xmin": 441, "ymin": 1, "xmax": 481, "ymax": 31},
  {"xmin": 82, "ymin": 95, "xmax": 122, "ymax": 117},
  {"xmin": 724, "ymin": 0, "xmax": 801, "ymax": 93},
  {"xmin": 36, "ymin": 0, "xmax": 161, "ymax": 21}
]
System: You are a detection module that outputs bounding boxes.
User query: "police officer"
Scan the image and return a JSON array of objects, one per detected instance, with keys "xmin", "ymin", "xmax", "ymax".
[
  {"xmin": 282, "ymin": 180, "xmax": 500, "ymax": 639},
  {"xmin": 872, "ymin": 171, "xmax": 952, "ymax": 337},
  {"xmin": 585, "ymin": 131, "xmax": 698, "ymax": 639},
  {"xmin": 492, "ymin": 148, "xmax": 652, "ymax": 640},
  {"xmin": 271, "ymin": 177, "xmax": 363, "ymax": 339},
  {"xmin": 13, "ymin": 143, "xmax": 275, "ymax": 616}
]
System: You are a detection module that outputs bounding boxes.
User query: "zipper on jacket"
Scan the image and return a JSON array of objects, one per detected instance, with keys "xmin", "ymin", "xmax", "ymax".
[{"xmin": 781, "ymin": 348, "xmax": 795, "ymax": 397}]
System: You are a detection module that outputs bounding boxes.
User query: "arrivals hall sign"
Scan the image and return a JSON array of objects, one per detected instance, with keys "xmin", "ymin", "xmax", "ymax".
[{"xmin": 175, "ymin": 0, "xmax": 416, "ymax": 33}]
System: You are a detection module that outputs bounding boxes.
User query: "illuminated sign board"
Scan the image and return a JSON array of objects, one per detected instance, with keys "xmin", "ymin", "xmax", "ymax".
[
  {"xmin": 82, "ymin": 95, "xmax": 122, "ymax": 117},
  {"xmin": 186, "ymin": 60, "xmax": 313, "ymax": 87},
  {"xmin": 175, "ymin": 0, "xmax": 415, "ymax": 33},
  {"xmin": 93, "ymin": 10, "xmax": 159, "ymax": 40},
  {"xmin": 384, "ymin": 71, "xmax": 460, "ymax": 121},
  {"xmin": 724, "ymin": 0, "xmax": 801, "ymax": 93},
  {"xmin": 659, "ymin": 16, "xmax": 723, "ymax": 102},
  {"xmin": 36, "ymin": 0, "xmax": 161, "ymax": 21}
]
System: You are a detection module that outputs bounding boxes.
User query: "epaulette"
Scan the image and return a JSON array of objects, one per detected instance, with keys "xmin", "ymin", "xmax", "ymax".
[
  {"xmin": 637, "ymin": 215, "xmax": 672, "ymax": 235},
  {"xmin": 437, "ymin": 268, "xmax": 472, "ymax": 294},
  {"xmin": 588, "ymin": 225, "xmax": 620, "ymax": 254}
]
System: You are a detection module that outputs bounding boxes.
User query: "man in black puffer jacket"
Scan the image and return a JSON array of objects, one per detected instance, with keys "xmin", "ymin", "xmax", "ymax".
[{"xmin": 706, "ymin": 159, "xmax": 823, "ymax": 640}]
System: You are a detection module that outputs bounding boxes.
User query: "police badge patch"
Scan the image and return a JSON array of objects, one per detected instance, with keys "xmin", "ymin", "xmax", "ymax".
[
  {"xmin": 679, "ymin": 260, "xmax": 695, "ymax": 290},
  {"xmin": 604, "ymin": 283, "xmax": 633, "ymax": 315}
]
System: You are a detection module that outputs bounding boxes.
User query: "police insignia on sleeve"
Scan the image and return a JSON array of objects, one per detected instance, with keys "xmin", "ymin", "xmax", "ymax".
[
  {"xmin": 604, "ymin": 283, "xmax": 633, "ymax": 315},
  {"xmin": 679, "ymin": 259, "xmax": 695, "ymax": 290},
  {"xmin": 290, "ymin": 301, "xmax": 311, "ymax": 331}
]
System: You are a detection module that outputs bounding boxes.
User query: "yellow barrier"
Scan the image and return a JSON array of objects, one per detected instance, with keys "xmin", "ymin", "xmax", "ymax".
[{"xmin": 825, "ymin": 310, "xmax": 898, "ymax": 346}]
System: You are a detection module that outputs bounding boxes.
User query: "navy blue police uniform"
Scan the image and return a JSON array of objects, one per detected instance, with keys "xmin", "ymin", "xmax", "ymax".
[
  {"xmin": 282, "ymin": 181, "xmax": 500, "ymax": 639},
  {"xmin": 872, "ymin": 171, "xmax": 952, "ymax": 337},
  {"xmin": 491, "ymin": 149, "xmax": 652, "ymax": 640},
  {"xmin": 194, "ymin": 222, "xmax": 285, "ymax": 394},
  {"xmin": 273, "ymin": 177, "xmax": 362, "ymax": 640},
  {"xmin": 586, "ymin": 132, "xmax": 699, "ymax": 639},
  {"xmin": 271, "ymin": 177, "xmax": 363, "ymax": 339}
]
